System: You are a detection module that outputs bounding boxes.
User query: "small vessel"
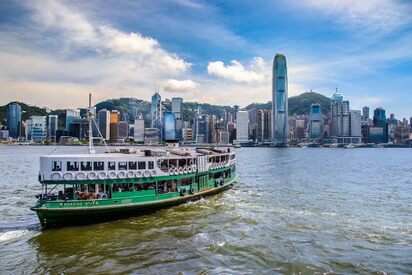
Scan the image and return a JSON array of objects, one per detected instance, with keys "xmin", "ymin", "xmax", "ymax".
[{"xmin": 30, "ymin": 95, "xmax": 237, "ymax": 228}]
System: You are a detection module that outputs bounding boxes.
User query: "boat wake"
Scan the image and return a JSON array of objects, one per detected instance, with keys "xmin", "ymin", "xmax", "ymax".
[{"xmin": 0, "ymin": 229, "xmax": 29, "ymax": 242}]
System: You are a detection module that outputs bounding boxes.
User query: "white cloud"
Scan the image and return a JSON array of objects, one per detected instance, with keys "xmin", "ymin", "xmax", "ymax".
[
  {"xmin": 27, "ymin": 0, "xmax": 190, "ymax": 74},
  {"xmin": 207, "ymin": 59, "xmax": 265, "ymax": 83},
  {"xmin": 301, "ymin": 0, "xmax": 411, "ymax": 33},
  {"xmin": 163, "ymin": 79, "xmax": 199, "ymax": 92}
]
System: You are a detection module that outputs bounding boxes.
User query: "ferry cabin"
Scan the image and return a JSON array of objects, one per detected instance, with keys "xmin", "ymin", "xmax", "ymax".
[{"xmin": 35, "ymin": 148, "xmax": 236, "ymax": 209}]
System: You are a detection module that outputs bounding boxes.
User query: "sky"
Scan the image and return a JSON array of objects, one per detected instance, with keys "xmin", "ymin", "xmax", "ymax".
[{"xmin": 0, "ymin": 0, "xmax": 411, "ymax": 118}]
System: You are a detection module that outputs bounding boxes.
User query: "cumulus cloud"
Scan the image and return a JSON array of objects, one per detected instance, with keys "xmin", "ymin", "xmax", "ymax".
[
  {"xmin": 28, "ymin": 0, "xmax": 190, "ymax": 74},
  {"xmin": 207, "ymin": 59, "xmax": 265, "ymax": 83},
  {"xmin": 163, "ymin": 79, "xmax": 199, "ymax": 92}
]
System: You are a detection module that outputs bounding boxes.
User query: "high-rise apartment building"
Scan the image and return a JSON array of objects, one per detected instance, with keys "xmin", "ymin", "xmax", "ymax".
[
  {"xmin": 272, "ymin": 53, "xmax": 288, "ymax": 144},
  {"xmin": 7, "ymin": 103, "xmax": 22, "ymax": 139}
]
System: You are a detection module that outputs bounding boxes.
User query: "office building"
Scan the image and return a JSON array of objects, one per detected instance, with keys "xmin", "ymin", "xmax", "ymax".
[
  {"xmin": 7, "ymin": 103, "xmax": 22, "ymax": 139},
  {"xmin": 236, "ymin": 110, "xmax": 249, "ymax": 142},
  {"xmin": 97, "ymin": 109, "xmax": 110, "ymax": 140},
  {"xmin": 350, "ymin": 110, "xmax": 362, "ymax": 138},
  {"xmin": 65, "ymin": 109, "xmax": 81, "ymax": 132},
  {"xmin": 110, "ymin": 110, "xmax": 120, "ymax": 143},
  {"xmin": 369, "ymin": 126, "xmax": 385, "ymax": 144},
  {"xmin": 171, "ymin": 97, "xmax": 183, "ymax": 141},
  {"xmin": 26, "ymin": 116, "xmax": 47, "ymax": 142},
  {"xmin": 256, "ymin": 110, "xmax": 272, "ymax": 142},
  {"xmin": 331, "ymin": 92, "xmax": 350, "ymax": 142},
  {"xmin": 163, "ymin": 111, "xmax": 176, "ymax": 141},
  {"xmin": 48, "ymin": 115, "xmax": 58, "ymax": 142},
  {"xmin": 134, "ymin": 113, "xmax": 144, "ymax": 142},
  {"xmin": 272, "ymin": 53, "xmax": 288, "ymax": 144},
  {"xmin": 373, "ymin": 107, "xmax": 387, "ymax": 142},
  {"xmin": 362, "ymin": 106, "xmax": 370, "ymax": 125},
  {"xmin": 151, "ymin": 92, "xmax": 162, "ymax": 140},
  {"xmin": 144, "ymin": 128, "xmax": 160, "ymax": 143},
  {"xmin": 309, "ymin": 103, "xmax": 323, "ymax": 139},
  {"xmin": 118, "ymin": 121, "xmax": 129, "ymax": 141}
]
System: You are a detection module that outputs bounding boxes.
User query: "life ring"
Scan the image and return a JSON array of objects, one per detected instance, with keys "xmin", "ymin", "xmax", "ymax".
[
  {"xmin": 63, "ymin": 172, "xmax": 73, "ymax": 180},
  {"xmin": 143, "ymin": 170, "xmax": 150, "ymax": 177},
  {"xmin": 97, "ymin": 192, "xmax": 108, "ymax": 199},
  {"xmin": 183, "ymin": 167, "xmax": 188, "ymax": 174},
  {"xmin": 169, "ymin": 168, "xmax": 174, "ymax": 175},
  {"xmin": 180, "ymin": 188, "xmax": 186, "ymax": 196},
  {"xmin": 87, "ymin": 172, "xmax": 97, "ymax": 180},
  {"xmin": 151, "ymin": 170, "xmax": 157, "ymax": 177},
  {"xmin": 76, "ymin": 172, "xmax": 86, "ymax": 180},
  {"xmin": 220, "ymin": 179, "xmax": 224, "ymax": 186},
  {"xmin": 187, "ymin": 167, "xmax": 192, "ymax": 173},
  {"xmin": 174, "ymin": 168, "xmax": 179, "ymax": 174},
  {"xmin": 97, "ymin": 171, "xmax": 107, "ymax": 180},
  {"xmin": 109, "ymin": 171, "xmax": 117, "ymax": 179},
  {"xmin": 214, "ymin": 180, "xmax": 219, "ymax": 187},
  {"xmin": 189, "ymin": 185, "xmax": 194, "ymax": 195},
  {"xmin": 51, "ymin": 172, "xmax": 62, "ymax": 180},
  {"xmin": 118, "ymin": 171, "xmax": 126, "ymax": 179},
  {"xmin": 135, "ymin": 171, "xmax": 142, "ymax": 177},
  {"xmin": 126, "ymin": 171, "xmax": 134, "ymax": 178}
]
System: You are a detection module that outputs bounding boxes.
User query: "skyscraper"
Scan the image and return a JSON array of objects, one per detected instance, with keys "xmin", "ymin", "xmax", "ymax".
[
  {"xmin": 65, "ymin": 109, "xmax": 81, "ymax": 132},
  {"xmin": 48, "ymin": 115, "xmax": 58, "ymax": 143},
  {"xmin": 362, "ymin": 106, "xmax": 370, "ymax": 125},
  {"xmin": 97, "ymin": 109, "xmax": 110, "ymax": 140},
  {"xmin": 7, "ymin": 103, "xmax": 22, "ymax": 139},
  {"xmin": 373, "ymin": 107, "xmax": 388, "ymax": 142},
  {"xmin": 133, "ymin": 113, "xmax": 144, "ymax": 143},
  {"xmin": 26, "ymin": 116, "xmax": 47, "ymax": 142},
  {"xmin": 151, "ymin": 92, "xmax": 162, "ymax": 140},
  {"xmin": 272, "ymin": 53, "xmax": 288, "ymax": 144},
  {"xmin": 163, "ymin": 111, "xmax": 176, "ymax": 141},
  {"xmin": 236, "ymin": 110, "xmax": 249, "ymax": 142},
  {"xmin": 256, "ymin": 109, "xmax": 272, "ymax": 142},
  {"xmin": 109, "ymin": 110, "xmax": 120, "ymax": 143},
  {"xmin": 309, "ymin": 103, "xmax": 323, "ymax": 139},
  {"xmin": 350, "ymin": 110, "xmax": 362, "ymax": 138},
  {"xmin": 331, "ymin": 92, "xmax": 350, "ymax": 137},
  {"xmin": 171, "ymin": 97, "xmax": 183, "ymax": 140}
]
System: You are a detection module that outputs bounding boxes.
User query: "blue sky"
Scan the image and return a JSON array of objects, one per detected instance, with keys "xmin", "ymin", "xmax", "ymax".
[{"xmin": 0, "ymin": 0, "xmax": 411, "ymax": 118}]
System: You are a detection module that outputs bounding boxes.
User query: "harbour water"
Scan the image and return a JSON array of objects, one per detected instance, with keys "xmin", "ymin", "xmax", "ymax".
[{"xmin": 0, "ymin": 146, "xmax": 411, "ymax": 274}]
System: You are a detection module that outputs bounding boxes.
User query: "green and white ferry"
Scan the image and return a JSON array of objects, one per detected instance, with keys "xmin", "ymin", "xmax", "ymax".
[{"xmin": 30, "ymin": 96, "xmax": 237, "ymax": 228}]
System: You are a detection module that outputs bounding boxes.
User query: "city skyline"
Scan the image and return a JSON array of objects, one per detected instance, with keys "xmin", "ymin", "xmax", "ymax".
[{"xmin": 0, "ymin": 1, "xmax": 411, "ymax": 119}]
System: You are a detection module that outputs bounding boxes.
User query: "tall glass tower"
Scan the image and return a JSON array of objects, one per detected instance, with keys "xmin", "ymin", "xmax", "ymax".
[
  {"xmin": 7, "ymin": 103, "xmax": 22, "ymax": 139},
  {"xmin": 151, "ymin": 92, "xmax": 162, "ymax": 140},
  {"xmin": 272, "ymin": 53, "xmax": 288, "ymax": 145}
]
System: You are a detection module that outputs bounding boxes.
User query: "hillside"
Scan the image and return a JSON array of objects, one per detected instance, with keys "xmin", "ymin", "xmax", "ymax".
[
  {"xmin": 246, "ymin": 92, "xmax": 331, "ymax": 115},
  {"xmin": 0, "ymin": 92, "xmax": 331, "ymax": 127}
]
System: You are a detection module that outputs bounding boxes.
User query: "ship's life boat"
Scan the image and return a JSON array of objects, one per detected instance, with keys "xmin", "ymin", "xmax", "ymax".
[
  {"xmin": 150, "ymin": 170, "xmax": 157, "ymax": 177},
  {"xmin": 143, "ymin": 170, "xmax": 150, "ymax": 177},
  {"xmin": 51, "ymin": 172, "xmax": 62, "ymax": 180},
  {"xmin": 118, "ymin": 171, "xmax": 126, "ymax": 179},
  {"xmin": 87, "ymin": 172, "xmax": 97, "ymax": 180},
  {"xmin": 109, "ymin": 171, "xmax": 117, "ymax": 179},
  {"xmin": 135, "ymin": 171, "xmax": 142, "ymax": 177},
  {"xmin": 76, "ymin": 172, "xmax": 86, "ymax": 180},
  {"xmin": 63, "ymin": 172, "xmax": 74, "ymax": 181},
  {"xmin": 97, "ymin": 171, "xmax": 107, "ymax": 180},
  {"xmin": 126, "ymin": 171, "xmax": 134, "ymax": 178}
]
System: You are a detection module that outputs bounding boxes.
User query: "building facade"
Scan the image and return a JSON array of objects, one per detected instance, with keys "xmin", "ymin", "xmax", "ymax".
[
  {"xmin": 7, "ymin": 103, "xmax": 22, "ymax": 139},
  {"xmin": 26, "ymin": 116, "xmax": 47, "ymax": 142},
  {"xmin": 272, "ymin": 53, "xmax": 288, "ymax": 144},
  {"xmin": 236, "ymin": 110, "xmax": 249, "ymax": 142},
  {"xmin": 151, "ymin": 93, "xmax": 162, "ymax": 140},
  {"xmin": 309, "ymin": 103, "xmax": 323, "ymax": 139},
  {"xmin": 171, "ymin": 97, "xmax": 183, "ymax": 141},
  {"xmin": 98, "ymin": 109, "xmax": 110, "ymax": 140},
  {"xmin": 48, "ymin": 115, "xmax": 58, "ymax": 142}
]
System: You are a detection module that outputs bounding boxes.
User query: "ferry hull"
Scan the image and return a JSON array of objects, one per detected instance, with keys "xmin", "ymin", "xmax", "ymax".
[{"xmin": 31, "ymin": 180, "xmax": 235, "ymax": 228}]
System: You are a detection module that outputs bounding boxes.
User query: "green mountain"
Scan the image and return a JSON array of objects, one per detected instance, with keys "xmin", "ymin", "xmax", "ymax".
[
  {"xmin": 246, "ymin": 91, "xmax": 331, "ymax": 115},
  {"xmin": 0, "ymin": 92, "xmax": 331, "ymax": 128}
]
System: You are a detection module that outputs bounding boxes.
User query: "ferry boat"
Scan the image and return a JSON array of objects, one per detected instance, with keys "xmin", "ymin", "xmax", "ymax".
[{"xmin": 30, "ymin": 96, "xmax": 237, "ymax": 228}]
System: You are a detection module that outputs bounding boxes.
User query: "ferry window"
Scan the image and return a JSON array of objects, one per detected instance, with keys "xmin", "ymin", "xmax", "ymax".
[
  {"xmin": 138, "ymin": 161, "xmax": 146, "ymax": 170},
  {"xmin": 230, "ymin": 154, "xmax": 235, "ymax": 160},
  {"xmin": 134, "ymin": 182, "xmax": 155, "ymax": 191},
  {"xmin": 158, "ymin": 159, "xmax": 168, "ymax": 171},
  {"xmin": 208, "ymin": 157, "xmax": 213, "ymax": 163},
  {"xmin": 52, "ymin": 161, "xmax": 62, "ymax": 171},
  {"xmin": 157, "ymin": 180, "xmax": 177, "ymax": 194},
  {"xmin": 180, "ymin": 178, "xmax": 193, "ymax": 185},
  {"xmin": 128, "ymin": 162, "xmax": 137, "ymax": 170},
  {"xmin": 220, "ymin": 156, "xmax": 225, "ymax": 162},
  {"xmin": 67, "ymin": 161, "xmax": 79, "ymax": 171},
  {"xmin": 108, "ymin": 161, "xmax": 116, "ymax": 170},
  {"xmin": 169, "ymin": 159, "xmax": 177, "ymax": 168},
  {"xmin": 148, "ymin": 161, "xmax": 154, "ymax": 169},
  {"xmin": 93, "ymin": 161, "xmax": 105, "ymax": 171},
  {"xmin": 81, "ymin": 161, "xmax": 92, "ymax": 171},
  {"xmin": 179, "ymin": 159, "xmax": 186, "ymax": 167},
  {"xmin": 118, "ymin": 161, "xmax": 127, "ymax": 170}
]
